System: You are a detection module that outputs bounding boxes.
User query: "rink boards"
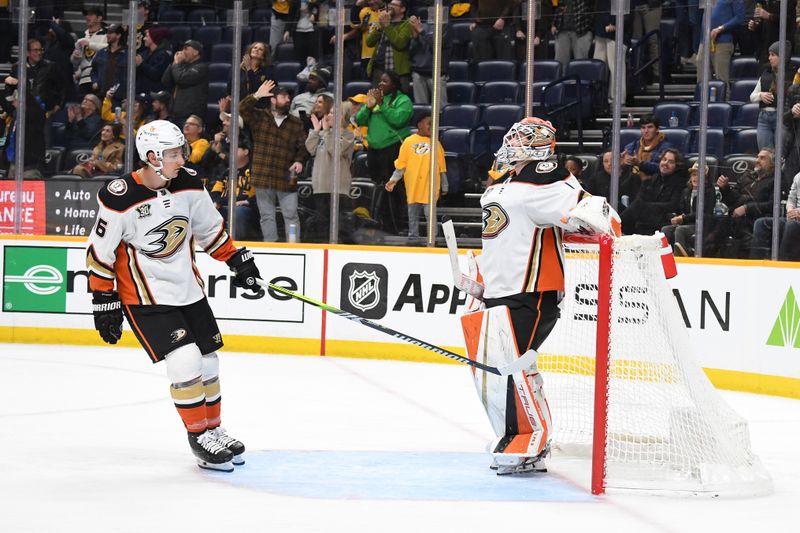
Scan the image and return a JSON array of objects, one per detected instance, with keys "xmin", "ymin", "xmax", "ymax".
[{"xmin": 0, "ymin": 235, "xmax": 798, "ymax": 398}]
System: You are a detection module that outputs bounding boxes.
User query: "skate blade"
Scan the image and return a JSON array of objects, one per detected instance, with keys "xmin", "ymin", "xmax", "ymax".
[
  {"xmin": 496, "ymin": 463, "xmax": 548, "ymax": 476},
  {"xmin": 233, "ymin": 454, "xmax": 245, "ymax": 466},
  {"xmin": 196, "ymin": 459, "xmax": 234, "ymax": 473}
]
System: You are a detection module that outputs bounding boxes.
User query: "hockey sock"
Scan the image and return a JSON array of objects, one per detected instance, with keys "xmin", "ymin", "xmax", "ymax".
[
  {"xmin": 170, "ymin": 376, "xmax": 208, "ymax": 433},
  {"xmin": 204, "ymin": 377, "xmax": 221, "ymax": 429},
  {"xmin": 201, "ymin": 353, "xmax": 221, "ymax": 430}
]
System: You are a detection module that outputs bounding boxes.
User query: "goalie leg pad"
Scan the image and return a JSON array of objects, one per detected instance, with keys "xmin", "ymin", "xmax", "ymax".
[{"xmin": 461, "ymin": 306, "xmax": 552, "ymax": 461}]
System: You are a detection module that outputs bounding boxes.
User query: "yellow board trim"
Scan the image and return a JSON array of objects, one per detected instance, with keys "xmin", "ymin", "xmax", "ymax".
[{"xmin": 1, "ymin": 326, "xmax": 798, "ymax": 399}]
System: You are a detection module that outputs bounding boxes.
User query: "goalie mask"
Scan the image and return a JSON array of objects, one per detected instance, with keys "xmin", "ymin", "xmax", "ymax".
[
  {"xmin": 135, "ymin": 119, "xmax": 195, "ymax": 180},
  {"xmin": 495, "ymin": 118, "xmax": 557, "ymax": 165}
]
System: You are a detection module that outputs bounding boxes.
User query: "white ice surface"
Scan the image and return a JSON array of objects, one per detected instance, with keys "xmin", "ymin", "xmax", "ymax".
[{"xmin": 1, "ymin": 344, "xmax": 798, "ymax": 533}]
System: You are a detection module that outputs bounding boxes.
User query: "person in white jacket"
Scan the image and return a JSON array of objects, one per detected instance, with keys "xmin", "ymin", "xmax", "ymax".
[{"xmin": 71, "ymin": 6, "xmax": 108, "ymax": 94}]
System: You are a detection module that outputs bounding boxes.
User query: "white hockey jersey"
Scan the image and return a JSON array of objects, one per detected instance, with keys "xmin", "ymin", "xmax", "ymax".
[
  {"xmin": 480, "ymin": 157, "xmax": 586, "ymax": 299},
  {"xmin": 86, "ymin": 170, "xmax": 238, "ymax": 306}
]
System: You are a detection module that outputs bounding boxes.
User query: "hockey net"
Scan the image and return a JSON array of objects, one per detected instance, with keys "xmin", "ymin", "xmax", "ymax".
[{"xmin": 536, "ymin": 234, "xmax": 772, "ymax": 496}]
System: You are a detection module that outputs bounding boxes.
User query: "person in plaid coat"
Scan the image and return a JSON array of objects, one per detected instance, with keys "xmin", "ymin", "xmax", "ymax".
[{"xmin": 240, "ymin": 80, "xmax": 310, "ymax": 242}]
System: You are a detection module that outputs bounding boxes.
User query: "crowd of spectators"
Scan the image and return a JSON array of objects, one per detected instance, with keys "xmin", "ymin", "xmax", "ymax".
[{"xmin": 0, "ymin": 1, "xmax": 798, "ymax": 259}]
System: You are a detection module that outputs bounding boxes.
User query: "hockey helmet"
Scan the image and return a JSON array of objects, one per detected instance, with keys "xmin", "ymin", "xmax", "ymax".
[
  {"xmin": 495, "ymin": 117, "xmax": 557, "ymax": 164},
  {"xmin": 135, "ymin": 120, "xmax": 190, "ymax": 165}
]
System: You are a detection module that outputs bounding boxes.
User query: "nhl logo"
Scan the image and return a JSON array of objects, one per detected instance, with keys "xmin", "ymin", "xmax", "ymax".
[
  {"xmin": 348, "ymin": 270, "xmax": 381, "ymax": 312},
  {"xmin": 341, "ymin": 263, "xmax": 388, "ymax": 319}
]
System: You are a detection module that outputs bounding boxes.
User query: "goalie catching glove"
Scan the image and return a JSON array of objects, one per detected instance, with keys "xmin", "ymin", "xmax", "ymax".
[
  {"xmin": 92, "ymin": 291, "xmax": 123, "ymax": 344},
  {"xmin": 562, "ymin": 195, "xmax": 621, "ymax": 237},
  {"xmin": 226, "ymin": 248, "xmax": 262, "ymax": 294}
]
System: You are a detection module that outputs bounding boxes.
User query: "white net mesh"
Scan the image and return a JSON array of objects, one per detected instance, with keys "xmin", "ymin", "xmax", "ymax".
[{"xmin": 537, "ymin": 235, "xmax": 772, "ymax": 496}]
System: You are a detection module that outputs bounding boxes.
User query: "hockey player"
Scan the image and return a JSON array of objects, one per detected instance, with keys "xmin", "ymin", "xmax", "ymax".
[
  {"xmin": 85, "ymin": 120, "xmax": 262, "ymax": 473},
  {"xmin": 461, "ymin": 117, "xmax": 620, "ymax": 475}
]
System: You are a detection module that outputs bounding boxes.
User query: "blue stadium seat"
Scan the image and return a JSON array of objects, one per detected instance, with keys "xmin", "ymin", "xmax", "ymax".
[
  {"xmin": 721, "ymin": 154, "xmax": 756, "ymax": 182},
  {"xmin": 193, "ymin": 26, "xmax": 223, "ymax": 58},
  {"xmin": 253, "ymin": 26, "xmax": 271, "ymax": 45},
  {"xmin": 449, "ymin": 22, "xmax": 472, "ymax": 60},
  {"xmin": 188, "ymin": 8, "xmax": 218, "ymax": 25},
  {"xmin": 653, "ymin": 101, "xmax": 691, "ymax": 129},
  {"xmin": 444, "ymin": 153, "xmax": 463, "ymax": 194},
  {"xmin": 688, "ymin": 102, "xmax": 732, "ymax": 131},
  {"xmin": 210, "ymin": 43, "xmax": 234, "ymax": 63},
  {"xmin": 730, "ymin": 57, "xmax": 759, "ymax": 80},
  {"xmin": 43, "ymin": 147, "xmax": 65, "ymax": 176},
  {"xmin": 565, "ymin": 59, "xmax": 609, "ymax": 115},
  {"xmin": 209, "ymin": 62, "xmax": 232, "ymax": 82},
  {"xmin": 479, "ymin": 81, "xmax": 520, "ymax": 105},
  {"xmin": 729, "ymin": 79, "xmax": 757, "ymax": 105},
  {"xmin": 448, "ymin": 61, "xmax": 470, "ymax": 82},
  {"xmin": 619, "ymin": 127, "xmax": 642, "ymax": 150},
  {"xmin": 440, "ymin": 104, "xmax": 480, "ymax": 130},
  {"xmin": 688, "ymin": 128, "xmax": 725, "ymax": 160},
  {"xmin": 482, "ymin": 104, "xmax": 524, "ymax": 130},
  {"xmin": 207, "ymin": 82, "xmax": 229, "ymax": 104},
  {"xmin": 521, "ymin": 60, "xmax": 562, "ymax": 83},
  {"xmin": 440, "ymin": 128, "xmax": 471, "ymax": 155},
  {"xmin": 222, "ymin": 26, "xmax": 253, "ymax": 47},
  {"xmin": 475, "ymin": 61, "xmax": 517, "ymax": 83},
  {"xmin": 159, "ymin": 9, "xmax": 185, "ymax": 24},
  {"xmin": 730, "ymin": 129, "xmax": 759, "ymax": 155},
  {"xmin": 686, "ymin": 155, "xmax": 719, "ymax": 181},
  {"xmin": 167, "ymin": 26, "xmax": 192, "ymax": 48},
  {"xmin": 662, "ymin": 128, "xmax": 691, "ymax": 154},
  {"xmin": 729, "ymin": 103, "xmax": 759, "ymax": 131},
  {"xmin": 65, "ymin": 149, "xmax": 94, "ymax": 171},
  {"xmin": 205, "ymin": 103, "xmax": 220, "ymax": 129},
  {"xmin": 692, "ymin": 80, "xmax": 727, "ymax": 103},
  {"xmin": 412, "ymin": 104, "xmax": 432, "ymax": 120},
  {"xmin": 251, "ymin": 8, "xmax": 272, "ymax": 24},
  {"xmin": 446, "ymin": 82, "xmax": 477, "ymax": 104},
  {"xmin": 274, "ymin": 61, "xmax": 302, "ymax": 82},
  {"xmin": 352, "ymin": 151, "xmax": 369, "ymax": 178},
  {"xmin": 274, "ymin": 42, "xmax": 295, "ymax": 62},
  {"xmin": 344, "ymin": 81, "xmax": 372, "ymax": 99}
]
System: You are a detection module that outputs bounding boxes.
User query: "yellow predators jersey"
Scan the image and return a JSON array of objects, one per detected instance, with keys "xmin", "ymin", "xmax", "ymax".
[
  {"xmin": 86, "ymin": 169, "xmax": 238, "ymax": 306},
  {"xmin": 479, "ymin": 157, "xmax": 586, "ymax": 298}
]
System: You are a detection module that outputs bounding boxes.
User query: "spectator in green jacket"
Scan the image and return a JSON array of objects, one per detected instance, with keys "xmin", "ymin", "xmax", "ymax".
[
  {"xmin": 366, "ymin": 0, "xmax": 413, "ymax": 94},
  {"xmin": 355, "ymin": 70, "xmax": 413, "ymax": 234}
]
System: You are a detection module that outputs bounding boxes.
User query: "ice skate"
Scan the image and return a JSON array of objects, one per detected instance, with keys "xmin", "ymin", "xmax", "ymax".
[
  {"xmin": 188, "ymin": 431, "xmax": 234, "ymax": 472},
  {"xmin": 208, "ymin": 427, "xmax": 245, "ymax": 465}
]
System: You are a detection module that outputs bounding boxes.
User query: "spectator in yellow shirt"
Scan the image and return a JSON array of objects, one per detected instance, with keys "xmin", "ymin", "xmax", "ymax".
[
  {"xmin": 385, "ymin": 112, "xmax": 447, "ymax": 242},
  {"xmin": 182, "ymin": 114, "xmax": 210, "ymax": 173}
]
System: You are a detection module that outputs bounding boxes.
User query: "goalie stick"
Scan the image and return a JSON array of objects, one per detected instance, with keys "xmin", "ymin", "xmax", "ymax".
[
  {"xmin": 254, "ymin": 278, "xmax": 535, "ymax": 376},
  {"xmin": 442, "ymin": 220, "xmax": 484, "ymax": 299}
]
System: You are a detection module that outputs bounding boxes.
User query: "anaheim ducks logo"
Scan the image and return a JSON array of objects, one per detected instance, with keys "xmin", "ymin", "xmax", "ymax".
[
  {"xmin": 482, "ymin": 203, "xmax": 509, "ymax": 239},
  {"xmin": 143, "ymin": 216, "xmax": 189, "ymax": 258}
]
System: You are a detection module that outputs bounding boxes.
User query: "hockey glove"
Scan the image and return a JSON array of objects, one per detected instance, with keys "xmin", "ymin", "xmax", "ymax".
[
  {"xmin": 92, "ymin": 291, "xmax": 123, "ymax": 344},
  {"xmin": 226, "ymin": 247, "xmax": 262, "ymax": 294}
]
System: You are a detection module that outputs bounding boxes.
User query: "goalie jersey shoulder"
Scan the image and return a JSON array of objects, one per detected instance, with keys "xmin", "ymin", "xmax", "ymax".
[
  {"xmin": 98, "ymin": 170, "xmax": 206, "ymax": 213},
  {"xmin": 513, "ymin": 155, "xmax": 571, "ymax": 185}
]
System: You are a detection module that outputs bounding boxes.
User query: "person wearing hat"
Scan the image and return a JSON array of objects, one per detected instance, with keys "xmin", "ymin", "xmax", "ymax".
[
  {"xmin": 161, "ymin": 40, "xmax": 209, "ymax": 124},
  {"xmin": 149, "ymin": 90, "xmax": 175, "ymax": 124},
  {"xmin": 240, "ymin": 79, "xmax": 310, "ymax": 242},
  {"xmin": 661, "ymin": 161, "xmax": 715, "ymax": 257},
  {"xmin": 289, "ymin": 65, "xmax": 333, "ymax": 119},
  {"xmin": 348, "ymin": 94, "xmax": 369, "ymax": 150},
  {"xmin": 91, "ymin": 23, "xmax": 128, "ymax": 105},
  {"xmin": 210, "ymin": 135, "xmax": 261, "ymax": 241},
  {"xmin": 136, "ymin": 26, "xmax": 171, "ymax": 95},
  {"xmin": 71, "ymin": 6, "xmax": 108, "ymax": 95},
  {"xmin": 365, "ymin": 0, "xmax": 413, "ymax": 92},
  {"xmin": 751, "ymin": 40, "xmax": 793, "ymax": 150},
  {"xmin": 65, "ymin": 93, "xmax": 103, "ymax": 150},
  {"xmin": 695, "ymin": 0, "xmax": 744, "ymax": 93}
]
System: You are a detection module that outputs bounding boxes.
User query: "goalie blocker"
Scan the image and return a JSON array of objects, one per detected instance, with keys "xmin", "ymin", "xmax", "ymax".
[{"xmin": 460, "ymin": 295, "xmax": 558, "ymax": 472}]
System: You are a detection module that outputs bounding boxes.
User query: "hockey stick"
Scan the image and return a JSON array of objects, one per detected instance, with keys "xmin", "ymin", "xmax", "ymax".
[
  {"xmin": 442, "ymin": 220, "xmax": 484, "ymax": 299},
  {"xmin": 254, "ymin": 278, "xmax": 528, "ymax": 376}
]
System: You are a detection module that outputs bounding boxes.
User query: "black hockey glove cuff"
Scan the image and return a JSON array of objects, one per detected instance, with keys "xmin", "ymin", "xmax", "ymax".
[
  {"xmin": 226, "ymin": 248, "xmax": 262, "ymax": 294},
  {"xmin": 92, "ymin": 291, "xmax": 123, "ymax": 344}
]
